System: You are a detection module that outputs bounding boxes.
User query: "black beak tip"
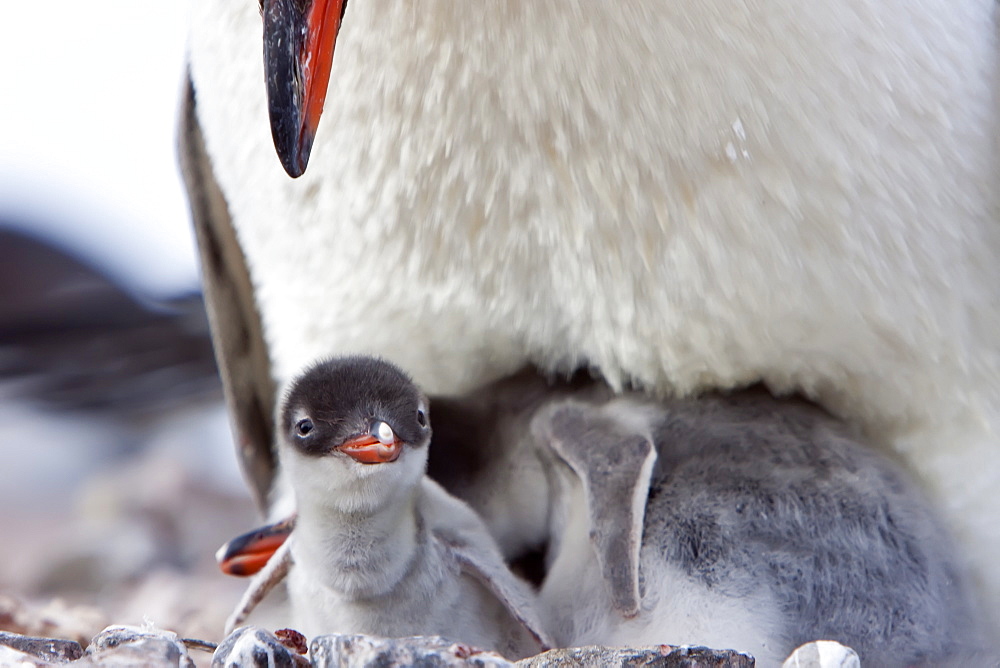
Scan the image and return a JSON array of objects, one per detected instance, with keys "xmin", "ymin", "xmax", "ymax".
[
  {"xmin": 263, "ymin": 0, "xmax": 315, "ymax": 179},
  {"xmin": 279, "ymin": 147, "xmax": 309, "ymax": 179},
  {"xmin": 268, "ymin": 110, "xmax": 313, "ymax": 178}
]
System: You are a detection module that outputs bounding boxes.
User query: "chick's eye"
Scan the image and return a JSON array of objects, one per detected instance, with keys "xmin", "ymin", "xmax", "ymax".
[
  {"xmin": 295, "ymin": 418, "xmax": 314, "ymax": 437},
  {"xmin": 416, "ymin": 409, "xmax": 427, "ymax": 428}
]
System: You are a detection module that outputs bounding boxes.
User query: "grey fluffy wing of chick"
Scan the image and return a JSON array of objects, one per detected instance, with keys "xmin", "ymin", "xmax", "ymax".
[{"xmin": 528, "ymin": 400, "xmax": 657, "ymax": 618}]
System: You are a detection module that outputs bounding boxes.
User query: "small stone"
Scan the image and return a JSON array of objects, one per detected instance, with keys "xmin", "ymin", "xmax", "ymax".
[
  {"xmin": 87, "ymin": 625, "xmax": 195, "ymax": 667},
  {"xmin": 0, "ymin": 644, "xmax": 56, "ymax": 667},
  {"xmin": 782, "ymin": 641, "xmax": 859, "ymax": 668},
  {"xmin": 310, "ymin": 634, "xmax": 513, "ymax": 667},
  {"xmin": 275, "ymin": 628, "xmax": 308, "ymax": 654},
  {"xmin": 517, "ymin": 645, "xmax": 754, "ymax": 667},
  {"xmin": 213, "ymin": 626, "xmax": 310, "ymax": 668},
  {"xmin": 0, "ymin": 630, "xmax": 84, "ymax": 663},
  {"xmin": 179, "ymin": 637, "xmax": 219, "ymax": 654}
]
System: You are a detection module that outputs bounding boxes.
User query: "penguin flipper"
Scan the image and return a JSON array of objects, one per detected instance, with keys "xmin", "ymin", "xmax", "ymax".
[
  {"xmin": 534, "ymin": 402, "xmax": 657, "ymax": 618},
  {"xmin": 434, "ymin": 527, "xmax": 554, "ymax": 652},
  {"xmin": 179, "ymin": 72, "xmax": 278, "ymax": 513}
]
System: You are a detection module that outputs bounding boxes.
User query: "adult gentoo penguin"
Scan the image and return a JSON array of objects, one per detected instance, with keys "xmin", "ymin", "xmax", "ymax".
[
  {"xmin": 182, "ymin": 0, "xmax": 1000, "ymax": 626},
  {"xmin": 217, "ymin": 356, "xmax": 552, "ymax": 659}
]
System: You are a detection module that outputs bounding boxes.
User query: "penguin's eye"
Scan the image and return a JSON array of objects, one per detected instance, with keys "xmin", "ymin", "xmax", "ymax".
[
  {"xmin": 295, "ymin": 418, "xmax": 314, "ymax": 437},
  {"xmin": 416, "ymin": 409, "xmax": 428, "ymax": 428}
]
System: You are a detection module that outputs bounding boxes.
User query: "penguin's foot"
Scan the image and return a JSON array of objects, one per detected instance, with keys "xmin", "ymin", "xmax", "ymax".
[{"xmin": 216, "ymin": 516, "xmax": 296, "ymax": 577}]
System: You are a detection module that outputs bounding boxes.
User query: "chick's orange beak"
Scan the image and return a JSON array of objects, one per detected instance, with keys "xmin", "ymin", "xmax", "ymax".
[
  {"xmin": 262, "ymin": 0, "xmax": 347, "ymax": 177},
  {"xmin": 337, "ymin": 433, "xmax": 402, "ymax": 464}
]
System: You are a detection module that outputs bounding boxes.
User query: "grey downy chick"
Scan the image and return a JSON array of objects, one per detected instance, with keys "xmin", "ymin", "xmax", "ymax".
[
  {"xmin": 427, "ymin": 374, "xmax": 989, "ymax": 667},
  {"xmin": 219, "ymin": 356, "xmax": 552, "ymax": 660}
]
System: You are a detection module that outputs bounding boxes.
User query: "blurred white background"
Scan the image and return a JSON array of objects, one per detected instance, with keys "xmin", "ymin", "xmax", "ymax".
[
  {"xmin": 0, "ymin": 0, "xmax": 198, "ymax": 296},
  {"xmin": 0, "ymin": 1, "xmax": 256, "ymax": 642}
]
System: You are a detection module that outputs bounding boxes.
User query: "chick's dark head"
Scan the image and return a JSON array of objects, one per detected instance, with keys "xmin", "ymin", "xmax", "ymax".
[{"xmin": 281, "ymin": 356, "xmax": 430, "ymax": 461}]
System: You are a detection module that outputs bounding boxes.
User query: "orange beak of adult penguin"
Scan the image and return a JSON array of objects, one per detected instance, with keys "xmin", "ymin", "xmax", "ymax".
[{"xmin": 262, "ymin": 0, "xmax": 347, "ymax": 178}]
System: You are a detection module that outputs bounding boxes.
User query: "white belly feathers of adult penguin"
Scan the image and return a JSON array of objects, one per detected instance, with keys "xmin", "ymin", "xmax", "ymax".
[
  {"xmin": 217, "ymin": 356, "xmax": 552, "ymax": 660},
  {"xmin": 183, "ymin": 0, "xmax": 1000, "ymax": 627}
]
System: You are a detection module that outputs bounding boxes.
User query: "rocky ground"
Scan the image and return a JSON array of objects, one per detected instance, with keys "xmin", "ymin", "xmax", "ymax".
[
  {"xmin": 0, "ymin": 445, "xmax": 258, "ymax": 641},
  {"xmin": 1, "ymin": 624, "xmax": 764, "ymax": 667},
  {"xmin": 0, "ymin": 396, "xmax": 281, "ymax": 666},
  {"xmin": 0, "ymin": 623, "xmax": 864, "ymax": 667}
]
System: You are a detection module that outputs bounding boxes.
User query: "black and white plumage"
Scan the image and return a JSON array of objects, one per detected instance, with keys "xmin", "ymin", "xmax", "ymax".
[{"xmin": 254, "ymin": 357, "xmax": 551, "ymax": 658}]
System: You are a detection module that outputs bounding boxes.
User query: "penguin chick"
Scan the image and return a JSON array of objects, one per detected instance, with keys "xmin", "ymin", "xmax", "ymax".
[
  {"xmin": 226, "ymin": 356, "xmax": 551, "ymax": 659},
  {"xmin": 428, "ymin": 378, "xmax": 988, "ymax": 667},
  {"xmin": 545, "ymin": 393, "xmax": 991, "ymax": 666}
]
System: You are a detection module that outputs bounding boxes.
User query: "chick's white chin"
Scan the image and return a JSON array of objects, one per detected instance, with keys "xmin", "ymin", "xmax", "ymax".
[{"xmin": 283, "ymin": 445, "xmax": 428, "ymax": 515}]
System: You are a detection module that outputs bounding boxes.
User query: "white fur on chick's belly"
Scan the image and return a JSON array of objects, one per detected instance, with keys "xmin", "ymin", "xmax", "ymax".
[
  {"xmin": 539, "ymin": 483, "xmax": 784, "ymax": 664},
  {"xmin": 188, "ymin": 0, "xmax": 1000, "ymax": 627},
  {"xmin": 286, "ymin": 546, "xmax": 517, "ymax": 654},
  {"xmin": 541, "ymin": 550, "xmax": 785, "ymax": 667}
]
